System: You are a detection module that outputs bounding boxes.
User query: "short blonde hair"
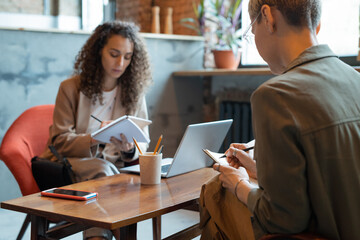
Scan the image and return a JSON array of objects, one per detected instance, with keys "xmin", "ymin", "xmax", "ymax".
[{"xmin": 248, "ymin": 0, "xmax": 321, "ymax": 31}]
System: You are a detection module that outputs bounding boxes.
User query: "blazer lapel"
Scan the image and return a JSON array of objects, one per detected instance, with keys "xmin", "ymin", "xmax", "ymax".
[{"xmin": 77, "ymin": 92, "xmax": 92, "ymax": 133}]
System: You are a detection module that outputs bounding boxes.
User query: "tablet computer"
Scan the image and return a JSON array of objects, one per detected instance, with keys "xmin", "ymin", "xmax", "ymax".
[{"xmin": 41, "ymin": 188, "xmax": 98, "ymax": 201}]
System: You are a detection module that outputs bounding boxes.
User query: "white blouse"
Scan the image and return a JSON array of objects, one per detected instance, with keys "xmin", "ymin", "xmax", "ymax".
[{"xmin": 86, "ymin": 86, "xmax": 118, "ymax": 134}]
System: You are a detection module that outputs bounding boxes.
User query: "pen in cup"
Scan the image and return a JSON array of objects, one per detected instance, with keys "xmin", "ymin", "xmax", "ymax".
[
  {"xmin": 157, "ymin": 145, "xmax": 164, "ymax": 154},
  {"xmin": 219, "ymin": 146, "xmax": 254, "ymax": 158}
]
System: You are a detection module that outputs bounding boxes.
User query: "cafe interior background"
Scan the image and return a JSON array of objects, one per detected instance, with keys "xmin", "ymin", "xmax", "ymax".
[{"xmin": 0, "ymin": 0, "xmax": 359, "ymax": 238}]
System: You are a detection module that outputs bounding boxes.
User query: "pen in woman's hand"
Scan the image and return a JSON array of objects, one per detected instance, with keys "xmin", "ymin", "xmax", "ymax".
[
  {"xmin": 220, "ymin": 146, "xmax": 254, "ymax": 158},
  {"xmin": 91, "ymin": 114, "xmax": 102, "ymax": 123}
]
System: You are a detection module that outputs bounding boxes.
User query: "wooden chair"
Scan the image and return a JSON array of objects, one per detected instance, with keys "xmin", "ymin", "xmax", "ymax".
[{"xmin": 0, "ymin": 104, "xmax": 54, "ymax": 240}]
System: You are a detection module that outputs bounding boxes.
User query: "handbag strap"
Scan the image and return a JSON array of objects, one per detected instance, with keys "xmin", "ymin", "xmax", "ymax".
[{"xmin": 48, "ymin": 145, "xmax": 76, "ymax": 183}]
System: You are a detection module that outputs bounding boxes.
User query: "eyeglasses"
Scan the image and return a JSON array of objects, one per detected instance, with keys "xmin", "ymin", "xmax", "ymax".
[{"xmin": 242, "ymin": 11, "xmax": 261, "ymax": 44}]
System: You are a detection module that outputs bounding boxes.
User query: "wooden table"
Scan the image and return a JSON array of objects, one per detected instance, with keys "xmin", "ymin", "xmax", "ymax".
[{"xmin": 1, "ymin": 168, "xmax": 218, "ymax": 240}]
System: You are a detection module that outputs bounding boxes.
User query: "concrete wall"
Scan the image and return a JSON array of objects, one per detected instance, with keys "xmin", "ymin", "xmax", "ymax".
[
  {"xmin": 0, "ymin": 28, "xmax": 204, "ymax": 201},
  {"xmin": 0, "ymin": 28, "xmax": 271, "ymax": 203}
]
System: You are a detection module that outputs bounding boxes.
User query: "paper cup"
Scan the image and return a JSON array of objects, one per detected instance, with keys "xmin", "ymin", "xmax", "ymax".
[{"xmin": 139, "ymin": 152, "xmax": 162, "ymax": 185}]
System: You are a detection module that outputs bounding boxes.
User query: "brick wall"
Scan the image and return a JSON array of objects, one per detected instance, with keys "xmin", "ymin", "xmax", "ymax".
[
  {"xmin": 116, "ymin": 0, "xmax": 153, "ymax": 32},
  {"xmin": 116, "ymin": 0, "xmax": 200, "ymax": 35}
]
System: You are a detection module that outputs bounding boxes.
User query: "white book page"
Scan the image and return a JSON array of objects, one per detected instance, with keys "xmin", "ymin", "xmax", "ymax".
[
  {"xmin": 127, "ymin": 115, "xmax": 152, "ymax": 129},
  {"xmin": 91, "ymin": 115, "xmax": 151, "ymax": 143},
  {"xmin": 202, "ymin": 149, "xmax": 229, "ymax": 165},
  {"xmin": 203, "ymin": 139, "xmax": 258, "ymax": 185}
]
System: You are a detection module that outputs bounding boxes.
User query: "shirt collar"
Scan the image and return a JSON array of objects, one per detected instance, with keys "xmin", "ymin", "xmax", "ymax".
[{"xmin": 283, "ymin": 44, "xmax": 338, "ymax": 74}]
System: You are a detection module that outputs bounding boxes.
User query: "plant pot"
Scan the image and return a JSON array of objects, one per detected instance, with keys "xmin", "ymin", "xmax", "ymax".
[{"xmin": 212, "ymin": 49, "xmax": 241, "ymax": 70}]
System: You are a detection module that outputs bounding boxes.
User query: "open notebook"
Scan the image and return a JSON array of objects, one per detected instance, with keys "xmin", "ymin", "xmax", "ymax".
[
  {"xmin": 203, "ymin": 139, "xmax": 255, "ymax": 164},
  {"xmin": 119, "ymin": 119, "xmax": 233, "ymax": 178},
  {"xmin": 203, "ymin": 139, "xmax": 258, "ymax": 185}
]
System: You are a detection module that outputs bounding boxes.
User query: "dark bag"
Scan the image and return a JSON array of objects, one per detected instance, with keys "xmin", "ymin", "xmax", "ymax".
[{"xmin": 31, "ymin": 145, "xmax": 76, "ymax": 191}]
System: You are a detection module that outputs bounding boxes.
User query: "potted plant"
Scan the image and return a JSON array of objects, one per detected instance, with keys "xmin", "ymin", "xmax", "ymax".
[
  {"xmin": 181, "ymin": 0, "xmax": 244, "ymax": 69},
  {"xmin": 210, "ymin": 0, "xmax": 243, "ymax": 69}
]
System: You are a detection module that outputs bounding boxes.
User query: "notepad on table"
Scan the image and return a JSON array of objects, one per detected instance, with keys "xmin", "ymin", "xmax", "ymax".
[{"xmin": 91, "ymin": 115, "xmax": 152, "ymax": 144}]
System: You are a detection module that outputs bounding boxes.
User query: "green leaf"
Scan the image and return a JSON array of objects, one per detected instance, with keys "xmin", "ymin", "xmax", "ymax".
[
  {"xmin": 234, "ymin": 28, "xmax": 243, "ymax": 38},
  {"xmin": 180, "ymin": 18, "xmax": 198, "ymax": 24},
  {"xmin": 232, "ymin": 0, "xmax": 243, "ymax": 17},
  {"xmin": 179, "ymin": 23, "xmax": 201, "ymax": 35},
  {"xmin": 193, "ymin": 1, "xmax": 200, "ymax": 18}
]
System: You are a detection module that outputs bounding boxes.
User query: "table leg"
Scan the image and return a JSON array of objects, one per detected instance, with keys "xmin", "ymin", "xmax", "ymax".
[
  {"xmin": 152, "ymin": 216, "xmax": 161, "ymax": 240},
  {"xmin": 119, "ymin": 223, "xmax": 137, "ymax": 240},
  {"xmin": 30, "ymin": 215, "xmax": 47, "ymax": 240}
]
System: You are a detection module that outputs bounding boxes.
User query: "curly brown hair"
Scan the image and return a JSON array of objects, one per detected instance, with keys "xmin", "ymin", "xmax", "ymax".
[{"xmin": 73, "ymin": 21, "xmax": 152, "ymax": 114}]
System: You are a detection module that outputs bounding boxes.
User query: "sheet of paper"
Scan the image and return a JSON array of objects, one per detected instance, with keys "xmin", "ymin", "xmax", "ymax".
[
  {"xmin": 202, "ymin": 149, "xmax": 229, "ymax": 165},
  {"xmin": 203, "ymin": 139, "xmax": 258, "ymax": 186}
]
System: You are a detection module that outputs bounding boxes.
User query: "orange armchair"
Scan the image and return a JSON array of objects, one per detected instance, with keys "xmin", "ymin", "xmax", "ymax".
[{"xmin": 0, "ymin": 104, "xmax": 54, "ymax": 239}]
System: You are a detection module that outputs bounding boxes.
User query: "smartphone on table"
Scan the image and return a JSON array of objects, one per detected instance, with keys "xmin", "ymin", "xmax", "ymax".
[{"xmin": 41, "ymin": 188, "xmax": 98, "ymax": 201}]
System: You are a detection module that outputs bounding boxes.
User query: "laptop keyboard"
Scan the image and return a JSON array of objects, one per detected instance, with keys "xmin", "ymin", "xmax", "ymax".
[{"xmin": 161, "ymin": 164, "xmax": 171, "ymax": 173}]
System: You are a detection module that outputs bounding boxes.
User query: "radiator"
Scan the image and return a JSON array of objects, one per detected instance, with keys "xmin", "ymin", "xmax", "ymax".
[{"xmin": 219, "ymin": 101, "xmax": 253, "ymax": 152}]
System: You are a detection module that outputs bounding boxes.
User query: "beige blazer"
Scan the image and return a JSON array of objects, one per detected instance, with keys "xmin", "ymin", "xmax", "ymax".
[{"xmin": 40, "ymin": 76, "xmax": 149, "ymax": 163}]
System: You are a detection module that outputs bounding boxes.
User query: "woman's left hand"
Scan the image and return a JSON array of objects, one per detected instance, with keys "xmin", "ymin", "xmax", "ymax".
[
  {"xmin": 213, "ymin": 164, "xmax": 249, "ymax": 195},
  {"xmin": 110, "ymin": 133, "xmax": 134, "ymax": 152},
  {"xmin": 213, "ymin": 163, "xmax": 254, "ymax": 204}
]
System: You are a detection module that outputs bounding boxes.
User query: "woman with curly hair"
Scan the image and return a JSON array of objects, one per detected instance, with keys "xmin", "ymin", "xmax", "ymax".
[{"xmin": 40, "ymin": 21, "xmax": 152, "ymax": 240}]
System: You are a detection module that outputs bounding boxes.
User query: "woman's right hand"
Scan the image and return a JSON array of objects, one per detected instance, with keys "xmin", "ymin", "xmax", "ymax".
[
  {"xmin": 225, "ymin": 143, "xmax": 257, "ymax": 179},
  {"xmin": 90, "ymin": 120, "xmax": 112, "ymax": 146},
  {"xmin": 100, "ymin": 120, "xmax": 112, "ymax": 128}
]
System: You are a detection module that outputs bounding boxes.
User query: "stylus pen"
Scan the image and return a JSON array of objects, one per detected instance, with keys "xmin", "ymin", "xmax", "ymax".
[
  {"xmin": 219, "ymin": 146, "xmax": 254, "ymax": 158},
  {"xmin": 91, "ymin": 114, "xmax": 102, "ymax": 123}
]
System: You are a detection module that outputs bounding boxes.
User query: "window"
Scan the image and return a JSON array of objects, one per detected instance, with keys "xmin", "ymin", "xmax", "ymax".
[
  {"xmin": 241, "ymin": 0, "xmax": 360, "ymax": 66},
  {"xmin": 0, "ymin": 0, "xmax": 115, "ymax": 31}
]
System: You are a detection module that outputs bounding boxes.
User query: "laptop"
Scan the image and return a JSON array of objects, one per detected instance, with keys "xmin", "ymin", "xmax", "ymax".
[{"xmin": 119, "ymin": 119, "xmax": 233, "ymax": 178}]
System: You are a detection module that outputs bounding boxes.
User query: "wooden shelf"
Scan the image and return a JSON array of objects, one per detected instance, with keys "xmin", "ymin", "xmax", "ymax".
[
  {"xmin": 173, "ymin": 68, "xmax": 273, "ymax": 77},
  {"xmin": 0, "ymin": 27, "xmax": 204, "ymax": 41},
  {"xmin": 174, "ymin": 67, "xmax": 360, "ymax": 77}
]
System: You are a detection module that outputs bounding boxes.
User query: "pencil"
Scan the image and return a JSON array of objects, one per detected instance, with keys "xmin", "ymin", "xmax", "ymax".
[
  {"xmin": 132, "ymin": 137, "xmax": 143, "ymax": 155},
  {"xmin": 90, "ymin": 114, "xmax": 102, "ymax": 123},
  {"xmin": 219, "ymin": 146, "xmax": 254, "ymax": 158},
  {"xmin": 153, "ymin": 135, "xmax": 163, "ymax": 155}
]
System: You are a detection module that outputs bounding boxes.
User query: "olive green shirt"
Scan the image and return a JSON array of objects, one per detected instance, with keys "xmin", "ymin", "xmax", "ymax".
[{"xmin": 248, "ymin": 45, "xmax": 360, "ymax": 239}]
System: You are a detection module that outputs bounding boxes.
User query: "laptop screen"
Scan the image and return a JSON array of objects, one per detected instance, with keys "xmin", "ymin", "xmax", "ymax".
[
  {"xmin": 165, "ymin": 119, "xmax": 233, "ymax": 177},
  {"xmin": 119, "ymin": 119, "xmax": 233, "ymax": 178}
]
